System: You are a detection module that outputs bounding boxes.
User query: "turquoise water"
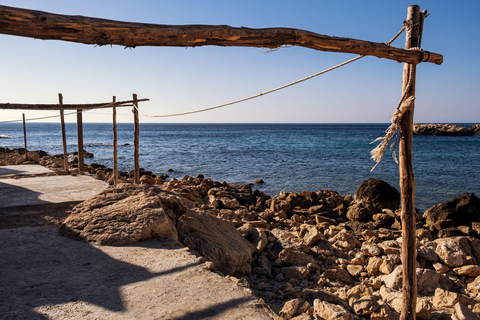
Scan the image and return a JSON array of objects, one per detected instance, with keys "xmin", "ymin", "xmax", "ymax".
[{"xmin": 1, "ymin": 123, "xmax": 479, "ymax": 210}]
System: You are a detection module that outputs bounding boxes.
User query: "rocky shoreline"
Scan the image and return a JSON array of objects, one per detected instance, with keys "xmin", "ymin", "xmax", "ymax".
[
  {"xmin": 413, "ymin": 123, "xmax": 480, "ymax": 136},
  {"xmin": 3, "ymin": 147, "xmax": 480, "ymax": 319}
]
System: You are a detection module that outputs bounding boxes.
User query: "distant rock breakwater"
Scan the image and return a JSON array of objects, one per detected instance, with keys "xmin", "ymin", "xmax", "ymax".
[{"xmin": 413, "ymin": 123, "xmax": 480, "ymax": 136}]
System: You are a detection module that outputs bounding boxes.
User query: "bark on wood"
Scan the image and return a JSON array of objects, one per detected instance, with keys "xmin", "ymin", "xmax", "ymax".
[
  {"xmin": 0, "ymin": 5, "xmax": 442, "ymax": 65},
  {"xmin": 76, "ymin": 109, "xmax": 84, "ymax": 174},
  {"xmin": 399, "ymin": 5, "xmax": 420, "ymax": 320},
  {"xmin": 59, "ymin": 94, "xmax": 69, "ymax": 171},
  {"xmin": 0, "ymin": 98, "xmax": 148, "ymax": 111},
  {"xmin": 112, "ymin": 96, "xmax": 118, "ymax": 185},
  {"xmin": 133, "ymin": 94, "xmax": 140, "ymax": 184}
]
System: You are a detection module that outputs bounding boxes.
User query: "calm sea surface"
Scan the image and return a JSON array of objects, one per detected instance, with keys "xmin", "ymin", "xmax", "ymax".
[{"xmin": 1, "ymin": 123, "xmax": 479, "ymax": 210}]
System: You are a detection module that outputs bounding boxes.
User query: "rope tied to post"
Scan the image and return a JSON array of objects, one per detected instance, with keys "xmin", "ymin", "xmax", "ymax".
[{"xmin": 370, "ymin": 10, "xmax": 427, "ymax": 170}]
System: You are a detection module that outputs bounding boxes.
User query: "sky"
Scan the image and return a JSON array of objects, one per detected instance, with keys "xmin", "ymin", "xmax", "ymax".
[{"xmin": 0, "ymin": 1, "xmax": 479, "ymax": 123}]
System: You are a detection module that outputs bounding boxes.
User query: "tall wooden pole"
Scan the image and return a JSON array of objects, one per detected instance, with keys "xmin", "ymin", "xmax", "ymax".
[
  {"xmin": 133, "ymin": 93, "xmax": 140, "ymax": 184},
  {"xmin": 22, "ymin": 113, "xmax": 28, "ymax": 158},
  {"xmin": 76, "ymin": 109, "xmax": 84, "ymax": 174},
  {"xmin": 112, "ymin": 96, "xmax": 119, "ymax": 185},
  {"xmin": 400, "ymin": 5, "xmax": 421, "ymax": 320},
  {"xmin": 59, "ymin": 93, "xmax": 69, "ymax": 171}
]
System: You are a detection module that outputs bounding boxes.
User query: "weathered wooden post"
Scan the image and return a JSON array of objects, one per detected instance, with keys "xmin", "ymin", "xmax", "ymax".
[
  {"xmin": 400, "ymin": 5, "xmax": 422, "ymax": 320},
  {"xmin": 133, "ymin": 93, "xmax": 140, "ymax": 184},
  {"xmin": 58, "ymin": 93, "xmax": 69, "ymax": 171},
  {"xmin": 76, "ymin": 108, "xmax": 84, "ymax": 174},
  {"xmin": 22, "ymin": 113, "xmax": 28, "ymax": 158},
  {"xmin": 112, "ymin": 96, "xmax": 119, "ymax": 185}
]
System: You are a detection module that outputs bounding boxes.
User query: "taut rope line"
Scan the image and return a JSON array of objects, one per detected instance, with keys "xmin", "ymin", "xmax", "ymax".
[{"xmin": 135, "ymin": 25, "xmax": 410, "ymax": 119}]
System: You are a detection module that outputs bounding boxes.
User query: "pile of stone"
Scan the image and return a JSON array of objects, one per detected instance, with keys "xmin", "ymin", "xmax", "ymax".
[
  {"xmin": 60, "ymin": 170, "xmax": 480, "ymax": 320},
  {"xmin": 413, "ymin": 123, "xmax": 480, "ymax": 136}
]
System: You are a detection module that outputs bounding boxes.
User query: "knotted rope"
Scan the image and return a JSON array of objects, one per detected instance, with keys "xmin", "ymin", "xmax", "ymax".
[{"xmin": 370, "ymin": 10, "xmax": 427, "ymax": 170}]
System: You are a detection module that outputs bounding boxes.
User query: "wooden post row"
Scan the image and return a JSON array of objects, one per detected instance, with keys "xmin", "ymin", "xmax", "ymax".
[
  {"xmin": 22, "ymin": 113, "xmax": 28, "ymax": 156},
  {"xmin": 58, "ymin": 93, "xmax": 69, "ymax": 171},
  {"xmin": 399, "ymin": 5, "xmax": 421, "ymax": 320},
  {"xmin": 133, "ymin": 93, "xmax": 140, "ymax": 184},
  {"xmin": 77, "ymin": 109, "xmax": 84, "ymax": 174},
  {"xmin": 112, "ymin": 96, "xmax": 119, "ymax": 185}
]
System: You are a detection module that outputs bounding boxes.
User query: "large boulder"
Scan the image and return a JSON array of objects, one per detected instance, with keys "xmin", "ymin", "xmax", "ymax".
[
  {"xmin": 424, "ymin": 193, "xmax": 480, "ymax": 229},
  {"xmin": 177, "ymin": 208, "xmax": 254, "ymax": 276},
  {"xmin": 60, "ymin": 184, "xmax": 186, "ymax": 245},
  {"xmin": 354, "ymin": 178, "xmax": 400, "ymax": 211}
]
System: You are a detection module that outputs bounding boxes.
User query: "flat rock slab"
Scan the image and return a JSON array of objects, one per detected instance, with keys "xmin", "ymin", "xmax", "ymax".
[
  {"xmin": 0, "ymin": 226, "xmax": 276, "ymax": 320},
  {"xmin": 0, "ymin": 174, "xmax": 108, "ymax": 210},
  {"xmin": 0, "ymin": 164, "xmax": 54, "ymax": 178}
]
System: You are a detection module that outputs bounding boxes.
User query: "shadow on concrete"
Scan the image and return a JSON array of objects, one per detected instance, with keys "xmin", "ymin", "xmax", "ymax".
[
  {"xmin": 0, "ymin": 166, "xmax": 24, "ymax": 177},
  {"xmin": 0, "ymin": 230, "xmax": 198, "ymax": 320},
  {"xmin": 0, "ymin": 179, "xmax": 50, "ymax": 209},
  {"xmin": 172, "ymin": 297, "xmax": 254, "ymax": 320}
]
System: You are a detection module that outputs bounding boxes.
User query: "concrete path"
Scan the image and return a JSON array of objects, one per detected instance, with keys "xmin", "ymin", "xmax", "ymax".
[
  {"xmin": 0, "ymin": 226, "xmax": 276, "ymax": 320},
  {"xmin": 0, "ymin": 165, "xmax": 108, "ymax": 213}
]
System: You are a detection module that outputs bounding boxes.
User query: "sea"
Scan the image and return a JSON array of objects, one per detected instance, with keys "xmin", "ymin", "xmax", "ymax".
[{"xmin": 1, "ymin": 122, "xmax": 479, "ymax": 211}]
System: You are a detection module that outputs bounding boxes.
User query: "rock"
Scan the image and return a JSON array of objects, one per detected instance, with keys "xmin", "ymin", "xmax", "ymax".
[
  {"xmin": 354, "ymin": 178, "xmax": 400, "ymax": 211},
  {"xmin": 60, "ymin": 184, "xmax": 183, "ymax": 245},
  {"xmin": 279, "ymin": 248, "xmax": 317, "ymax": 266},
  {"xmin": 453, "ymin": 302, "xmax": 480, "ymax": 320},
  {"xmin": 467, "ymin": 275, "xmax": 480, "ymax": 295},
  {"xmin": 303, "ymin": 225, "xmax": 323, "ymax": 247},
  {"xmin": 366, "ymin": 256, "xmax": 383, "ymax": 275},
  {"xmin": 352, "ymin": 297, "xmax": 378, "ymax": 316},
  {"xmin": 177, "ymin": 208, "xmax": 254, "ymax": 276},
  {"xmin": 433, "ymin": 288, "xmax": 474, "ymax": 309},
  {"xmin": 255, "ymin": 179, "xmax": 264, "ymax": 184},
  {"xmin": 279, "ymin": 298, "xmax": 310, "ymax": 319},
  {"xmin": 248, "ymin": 227, "xmax": 269, "ymax": 253},
  {"xmin": 435, "ymin": 238, "xmax": 466, "ymax": 267},
  {"xmin": 383, "ymin": 266, "xmax": 453, "ymax": 293},
  {"xmin": 282, "ymin": 266, "xmax": 310, "ymax": 280},
  {"xmin": 417, "ymin": 245, "xmax": 438, "ymax": 262},
  {"xmin": 424, "ymin": 193, "xmax": 480, "ymax": 229},
  {"xmin": 323, "ymin": 268, "xmax": 354, "ymax": 284},
  {"xmin": 346, "ymin": 200, "xmax": 378, "ymax": 221},
  {"xmin": 413, "ymin": 123, "xmax": 475, "ymax": 136},
  {"xmin": 347, "ymin": 264, "xmax": 364, "ymax": 277},
  {"xmin": 329, "ymin": 230, "xmax": 359, "ymax": 251},
  {"xmin": 361, "ymin": 242, "xmax": 382, "ymax": 256},
  {"xmin": 416, "ymin": 298, "xmax": 433, "ymax": 320},
  {"xmin": 237, "ymin": 223, "xmax": 253, "ymax": 238},
  {"xmin": 453, "ymin": 265, "xmax": 480, "ymax": 278},
  {"xmin": 139, "ymin": 175, "xmax": 156, "ymax": 185},
  {"xmin": 314, "ymin": 299, "xmax": 353, "ymax": 320}
]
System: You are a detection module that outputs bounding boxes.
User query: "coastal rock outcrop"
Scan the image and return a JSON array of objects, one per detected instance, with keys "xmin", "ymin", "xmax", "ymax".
[
  {"xmin": 424, "ymin": 193, "xmax": 480, "ymax": 232},
  {"xmin": 55, "ymin": 168, "xmax": 480, "ymax": 319},
  {"xmin": 177, "ymin": 208, "xmax": 254, "ymax": 276},
  {"xmin": 354, "ymin": 178, "xmax": 400, "ymax": 211},
  {"xmin": 60, "ymin": 184, "xmax": 186, "ymax": 245},
  {"xmin": 413, "ymin": 123, "xmax": 477, "ymax": 136}
]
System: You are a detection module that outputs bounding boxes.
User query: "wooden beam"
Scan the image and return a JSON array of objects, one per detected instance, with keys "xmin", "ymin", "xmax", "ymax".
[
  {"xmin": 399, "ymin": 5, "xmax": 420, "ymax": 320},
  {"xmin": 133, "ymin": 94, "xmax": 140, "ymax": 184},
  {"xmin": 0, "ymin": 98, "xmax": 148, "ymax": 111},
  {"xmin": 0, "ymin": 5, "xmax": 443, "ymax": 65},
  {"xmin": 76, "ymin": 109, "xmax": 84, "ymax": 174},
  {"xmin": 112, "ymin": 96, "xmax": 118, "ymax": 185},
  {"xmin": 59, "ymin": 93, "xmax": 69, "ymax": 171}
]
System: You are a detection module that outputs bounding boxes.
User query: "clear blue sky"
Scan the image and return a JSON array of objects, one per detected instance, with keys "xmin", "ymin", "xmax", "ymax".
[{"xmin": 1, "ymin": 1, "xmax": 479, "ymax": 123}]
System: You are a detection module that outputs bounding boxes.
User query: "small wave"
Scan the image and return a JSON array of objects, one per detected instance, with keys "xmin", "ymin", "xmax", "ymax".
[{"xmin": 0, "ymin": 135, "xmax": 12, "ymax": 139}]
